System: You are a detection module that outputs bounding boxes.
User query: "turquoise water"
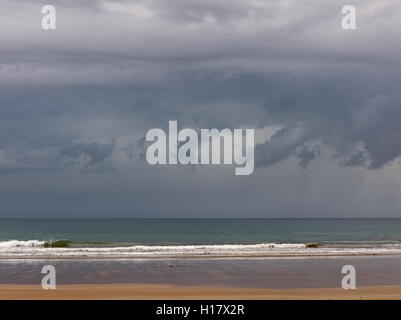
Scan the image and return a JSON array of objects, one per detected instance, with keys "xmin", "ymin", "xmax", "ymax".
[{"xmin": 1, "ymin": 218, "xmax": 401, "ymax": 245}]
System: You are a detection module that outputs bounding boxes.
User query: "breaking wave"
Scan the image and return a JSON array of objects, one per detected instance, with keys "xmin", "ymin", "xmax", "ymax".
[
  {"xmin": 0, "ymin": 240, "xmax": 45, "ymax": 248},
  {"xmin": 1, "ymin": 240, "xmax": 401, "ymax": 258}
]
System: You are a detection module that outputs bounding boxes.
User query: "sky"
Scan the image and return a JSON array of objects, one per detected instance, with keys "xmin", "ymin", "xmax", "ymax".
[{"xmin": 0, "ymin": 0, "xmax": 401, "ymax": 218}]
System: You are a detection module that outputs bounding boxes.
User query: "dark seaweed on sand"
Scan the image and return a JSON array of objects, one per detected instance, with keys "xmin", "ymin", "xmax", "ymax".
[{"xmin": 43, "ymin": 240, "xmax": 71, "ymax": 248}]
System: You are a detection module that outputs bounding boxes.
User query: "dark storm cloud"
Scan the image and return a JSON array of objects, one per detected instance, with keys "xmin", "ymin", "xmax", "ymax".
[
  {"xmin": 343, "ymin": 150, "xmax": 368, "ymax": 167},
  {"xmin": 61, "ymin": 142, "xmax": 114, "ymax": 167},
  {"xmin": 1, "ymin": 0, "xmax": 401, "ymax": 217},
  {"xmin": 296, "ymin": 145, "xmax": 320, "ymax": 168},
  {"xmin": 255, "ymin": 125, "xmax": 311, "ymax": 168},
  {"xmin": 255, "ymin": 74, "xmax": 401, "ymax": 170}
]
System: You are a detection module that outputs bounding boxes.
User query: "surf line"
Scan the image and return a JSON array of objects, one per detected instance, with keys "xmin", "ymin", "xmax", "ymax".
[{"xmin": 145, "ymin": 121, "xmax": 254, "ymax": 175}]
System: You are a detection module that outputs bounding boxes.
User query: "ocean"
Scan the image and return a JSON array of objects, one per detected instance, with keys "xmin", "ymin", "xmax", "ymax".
[{"xmin": 1, "ymin": 218, "xmax": 401, "ymax": 258}]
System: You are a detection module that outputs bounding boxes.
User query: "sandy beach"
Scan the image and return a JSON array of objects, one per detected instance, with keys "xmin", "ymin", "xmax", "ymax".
[{"xmin": 1, "ymin": 283, "xmax": 401, "ymax": 300}]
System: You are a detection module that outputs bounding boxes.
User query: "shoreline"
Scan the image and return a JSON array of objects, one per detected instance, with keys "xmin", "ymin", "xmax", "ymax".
[
  {"xmin": 1, "ymin": 252, "xmax": 401, "ymax": 259},
  {"xmin": 1, "ymin": 283, "xmax": 401, "ymax": 300},
  {"xmin": 3, "ymin": 255, "xmax": 401, "ymax": 291},
  {"xmin": 0, "ymin": 249, "xmax": 401, "ymax": 261},
  {"xmin": 2, "ymin": 240, "xmax": 401, "ymax": 260}
]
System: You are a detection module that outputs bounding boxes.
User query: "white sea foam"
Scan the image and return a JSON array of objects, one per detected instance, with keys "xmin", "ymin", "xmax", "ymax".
[
  {"xmin": 0, "ymin": 240, "xmax": 45, "ymax": 248},
  {"xmin": 1, "ymin": 241, "xmax": 401, "ymax": 258}
]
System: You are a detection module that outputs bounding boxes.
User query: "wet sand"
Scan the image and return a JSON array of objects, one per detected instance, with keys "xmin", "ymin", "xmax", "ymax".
[
  {"xmin": 1, "ymin": 283, "xmax": 401, "ymax": 300},
  {"xmin": 1, "ymin": 256, "xmax": 401, "ymax": 299},
  {"xmin": 2, "ymin": 256, "xmax": 401, "ymax": 288}
]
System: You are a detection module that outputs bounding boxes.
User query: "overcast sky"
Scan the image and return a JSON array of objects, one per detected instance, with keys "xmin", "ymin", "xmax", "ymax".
[{"xmin": 1, "ymin": 0, "xmax": 401, "ymax": 218}]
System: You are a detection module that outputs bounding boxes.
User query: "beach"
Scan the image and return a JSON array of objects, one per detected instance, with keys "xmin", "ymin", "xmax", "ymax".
[
  {"xmin": 1, "ymin": 256, "xmax": 401, "ymax": 299},
  {"xmin": 2, "ymin": 283, "xmax": 401, "ymax": 300},
  {"xmin": 1, "ymin": 219, "xmax": 401, "ymax": 299}
]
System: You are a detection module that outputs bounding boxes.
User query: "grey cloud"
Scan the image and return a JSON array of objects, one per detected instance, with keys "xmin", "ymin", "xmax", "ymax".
[
  {"xmin": 296, "ymin": 145, "xmax": 320, "ymax": 168},
  {"xmin": 253, "ymin": 73, "xmax": 401, "ymax": 170},
  {"xmin": 343, "ymin": 150, "xmax": 369, "ymax": 167},
  {"xmin": 1, "ymin": 0, "xmax": 400, "ymax": 86},
  {"xmin": 0, "ymin": 0, "xmax": 401, "ymax": 217},
  {"xmin": 255, "ymin": 125, "xmax": 310, "ymax": 168},
  {"xmin": 60, "ymin": 142, "xmax": 114, "ymax": 168}
]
